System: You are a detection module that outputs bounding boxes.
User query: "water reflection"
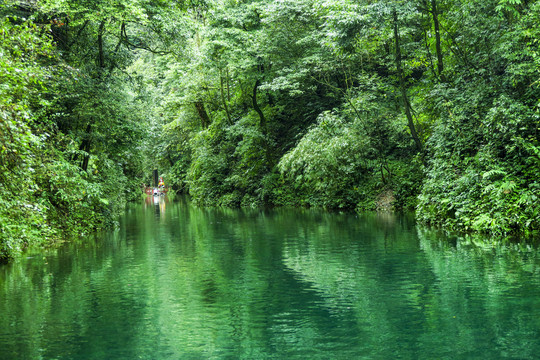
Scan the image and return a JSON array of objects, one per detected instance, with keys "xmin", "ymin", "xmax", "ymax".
[
  {"xmin": 1, "ymin": 201, "xmax": 540, "ymax": 359},
  {"xmin": 144, "ymin": 194, "xmax": 169, "ymax": 218}
]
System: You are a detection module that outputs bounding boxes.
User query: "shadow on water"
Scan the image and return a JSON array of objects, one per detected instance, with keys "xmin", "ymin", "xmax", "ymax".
[{"xmin": 1, "ymin": 199, "xmax": 540, "ymax": 359}]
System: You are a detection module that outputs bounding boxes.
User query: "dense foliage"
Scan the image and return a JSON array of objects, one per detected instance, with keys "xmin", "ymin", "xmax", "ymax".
[
  {"xmin": 2, "ymin": 0, "xmax": 540, "ymax": 261},
  {"xmin": 0, "ymin": 0, "xmax": 151, "ymax": 262},
  {"xmin": 138, "ymin": 0, "xmax": 540, "ymax": 237}
]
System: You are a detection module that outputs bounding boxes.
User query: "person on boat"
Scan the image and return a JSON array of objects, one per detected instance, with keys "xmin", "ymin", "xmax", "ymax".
[{"xmin": 158, "ymin": 177, "xmax": 165, "ymax": 189}]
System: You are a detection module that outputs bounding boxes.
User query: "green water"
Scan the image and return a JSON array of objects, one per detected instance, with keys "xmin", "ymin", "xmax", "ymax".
[{"xmin": 1, "ymin": 197, "xmax": 540, "ymax": 359}]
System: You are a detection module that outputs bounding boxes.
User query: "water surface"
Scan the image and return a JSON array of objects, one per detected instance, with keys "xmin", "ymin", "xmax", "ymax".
[{"xmin": 1, "ymin": 197, "xmax": 540, "ymax": 359}]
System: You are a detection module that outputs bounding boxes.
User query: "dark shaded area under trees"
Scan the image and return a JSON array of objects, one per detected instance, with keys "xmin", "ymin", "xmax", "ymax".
[{"xmin": 2, "ymin": 0, "xmax": 540, "ymax": 261}]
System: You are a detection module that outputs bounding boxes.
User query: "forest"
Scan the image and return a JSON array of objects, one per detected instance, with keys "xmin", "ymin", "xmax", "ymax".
[{"xmin": 1, "ymin": 0, "xmax": 540, "ymax": 262}]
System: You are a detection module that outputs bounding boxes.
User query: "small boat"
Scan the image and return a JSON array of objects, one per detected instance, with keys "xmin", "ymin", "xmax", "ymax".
[{"xmin": 145, "ymin": 187, "xmax": 169, "ymax": 196}]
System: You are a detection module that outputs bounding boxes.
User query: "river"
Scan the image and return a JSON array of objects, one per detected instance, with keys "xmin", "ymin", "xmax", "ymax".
[{"xmin": 1, "ymin": 197, "xmax": 540, "ymax": 359}]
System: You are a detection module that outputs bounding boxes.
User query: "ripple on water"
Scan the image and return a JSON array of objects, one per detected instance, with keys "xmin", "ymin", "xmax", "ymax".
[{"xmin": 2, "ymin": 203, "xmax": 540, "ymax": 359}]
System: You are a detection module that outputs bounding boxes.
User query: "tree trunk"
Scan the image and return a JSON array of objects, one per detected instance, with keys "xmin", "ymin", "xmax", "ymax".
[
  {"xmin": 220, "ymin": 68, "xmax": 232, "ymax": 124},
  {"xmin": 194, "ymin": 101, "xmax": 210, "ymax": 129},
  {"xmin": 252, "ymin": 79, "xmax": 266, "ymax": 132},
  {"xmin": 107, "ymin": 22, "xmax": 125, "ymax": 77},
  {"xmin": 393, "ymin": 7, "xmax": 423, "ymax": 152},
  {"xmin": 252, "ymin": 79, "xmax": 270, "ymax": 165},
  {"xmin": 226, "ymin": 67, "xmax": 230, "ymax": 101},
  {"xmin": 431, "ymin": 0, "xmax": 445, "ymax": 81},
  {"xmin": 97, "ymin": 20, "xmax": 106, "ymax": 79},
  {"xmin": 167, "ymin": 151, "xmax": 174, "ymax": 167},
  {"xmin": 79, "ymin": 124, "xmax": 92, "ymax": 172}
]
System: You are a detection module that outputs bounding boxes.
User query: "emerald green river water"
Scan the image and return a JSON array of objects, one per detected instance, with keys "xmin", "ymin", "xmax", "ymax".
[{"xmin": 1, "ymin": 197, "xmax": 540, "ymax": 359}]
